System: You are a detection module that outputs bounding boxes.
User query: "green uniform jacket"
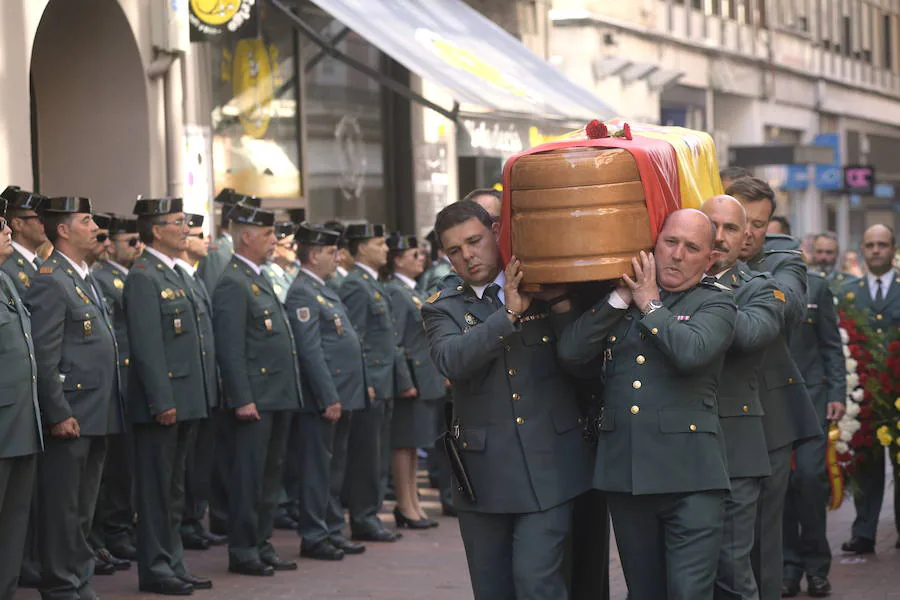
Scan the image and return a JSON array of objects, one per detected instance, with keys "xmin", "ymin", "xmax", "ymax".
[
  {"xmin": 327, "ymin": 268, "xmax": 347, "ymax": 292},
  {"xmin": 180, "ymin": 267, "xmax": 219, "ymax": 410},
  {"xmin": 718, "ymin": 264, "xmax": 784, "ymax": 479},
  {"xmin": 840, "ymin": 271, "xmax": 900, "ymax": 341},
  {"xmin": 1, "ymin": 248, "xmax": 39, "ymax": 298},
  {"xmin": 385, "ymin": 277, "xmax": 445, "ymax": 402},
  {"xmin": 124, "ymin": 252, "xmax": 210, "ymax": 424},
  {"xmin": 28, "ymin": 251, "xmax": 123, "ymax": 436},
  {"xmin": 557, "ymin": 279, "xmax": 736, "ymax": 495},
  {"xmin": 790, "ymin": 273, "xmax": 846, "ymax": 407},
  {"xmin": 212, "ymin": 256, "xmax": 303, "ymax": 412},
  {"xmin": 423, "ymin": 285, "xmax": 593, "ymax": 513},
  {"xmin": 824, "ymin": 270, "xmax": 858, "ymax": 296},
  {"xmin": 339, "ymin": 265, "xmax": 413, "ymax": 400},
  {"xmin": 0, "ymin": 271, "xmax": 42, "ymax": 457},
  {"xmin": 417, "ymin": 259, "xmax": 453, "ymax": 297},
  {"xmin": 93, "ymin": 261, "xmax": 132, "ymax": 380},
  {"xmin": 262, "ymin": 263, "xmax": 295, "ymax": 304},
  {"xmin": 197, "ymin": 233, "xmax": 233, "ymax": 293},
  {"xmin": 746, "ymin": 236, "xmax": 822, "ymax": 449},
  {"xmin": 285, "ymin": 270, "xmax": 367, "ymax": 413}
]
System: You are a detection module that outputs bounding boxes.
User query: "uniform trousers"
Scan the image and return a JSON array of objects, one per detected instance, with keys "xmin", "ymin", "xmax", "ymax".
[
  {"xmin": 716, "ymin": 477, "xmax": 763, "ymax": 600},
  {"xmin": 0, "ymin": 454, "xmax": 36, "ymax": 599},
  {"xmin": 182, "ymin": 418, "xmax": 217, "ymax": 537},
  {"xmin": 227, "ymin": 411, "xmax": 291, "ymax": 565},
  {"xmin": 608, "ymin": 490, "xmax": 726, "ymax": 600},
  {"xmin": 850, "ymin": 446, "xmax": 900, "ymax": 542},
  {"xmin": 751, "ymin": 445, "xmax": 792, "ymax": 600},
  {"xmin": 326, "ymin": 410, "xmax": 354, "ymax": 541},
  {"xmin": 783, "ymin": 396, "xmax": 831, "ymax": 581},
  {"xmin": 457, "ymin": 500, "xmax": 573, "ymax": 600},
  {"xmin": 569, "ymin": 490, "xmax": 610, "ymax": 600},
  {"xmin": 208, "ymin": 408, "xmax": 233, "ymax": 533},
  {"xmin": 295, "ymin": 412, "xmax": 335, "ymax": 547},
  {"xmin": 344, "ymin": 400, "xmax": 389, "ymax": 535},
  {"xmin": 38, "ymin": 435, "xmax": 107, "ymax": 600},
  {"xmin": 89, "ymin": 431, "xmax": 134, "ymax": 551},
  {"xmin": 133, "ymin": 421, "xmax": 195, "ymax": 585}
]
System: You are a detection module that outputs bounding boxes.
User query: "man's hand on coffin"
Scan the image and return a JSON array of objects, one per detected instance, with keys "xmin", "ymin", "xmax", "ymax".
[
  {"xmin": 622, "ymin": 251, "xmax": 660, "ymax": 311},
  {"xmin": 504, "ymin": 255, "xmax": 532, "ymax": 318}
]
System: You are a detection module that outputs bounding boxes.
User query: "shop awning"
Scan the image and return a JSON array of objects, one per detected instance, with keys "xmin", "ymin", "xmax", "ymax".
[{"xmin": 302, "ymin": 0, "xmax": 616, "ymax": 122}]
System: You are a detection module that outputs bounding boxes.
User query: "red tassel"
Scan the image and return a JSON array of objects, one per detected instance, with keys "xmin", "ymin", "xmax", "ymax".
[{"xmin": 623, "ymin": 123, "xmax": 633, "ymax": 140}]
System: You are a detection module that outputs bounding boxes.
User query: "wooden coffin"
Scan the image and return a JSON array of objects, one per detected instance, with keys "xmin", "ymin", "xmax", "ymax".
[{"xmin": 509, "ymin": 146, "xmax": 653, "ymax": 285}]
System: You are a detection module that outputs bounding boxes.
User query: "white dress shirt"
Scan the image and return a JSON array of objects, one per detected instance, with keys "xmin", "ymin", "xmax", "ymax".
[{"xmin": 868, "ymin": 271, "xmax": 894, "ymax": 301}]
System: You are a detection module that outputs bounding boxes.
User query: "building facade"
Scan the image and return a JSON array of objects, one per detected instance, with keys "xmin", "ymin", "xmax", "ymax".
[{"xmin": 549, "ymin": 0, "xmax": 900, "ymax": 248}]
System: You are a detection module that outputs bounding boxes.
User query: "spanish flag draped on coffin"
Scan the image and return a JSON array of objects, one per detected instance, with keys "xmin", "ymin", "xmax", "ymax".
[{"xmin": 499, "ymin": 119, "xmax": 724, "ymax": 286}]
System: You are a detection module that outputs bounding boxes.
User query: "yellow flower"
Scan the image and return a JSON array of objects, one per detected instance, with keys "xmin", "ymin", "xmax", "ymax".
[
  {"xmin": 846, "ymin": 292, "xmax": 856, "ymax": 301},
  {"xmin": 878, "ymin": 425, "xmax": 894, "ymax": 447},
  {"xmin": 896, "ymin": 398, "xmax": 900, "ymax": 411}
]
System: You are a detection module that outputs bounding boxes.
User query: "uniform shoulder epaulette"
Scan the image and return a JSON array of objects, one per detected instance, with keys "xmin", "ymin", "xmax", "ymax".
[
  {"xmin": 764, "ymin": 248, "xmax": 803, "ymax": 256},
  {"xmin": 737, "ymin": 269, "xmax": 771, "ymax": 282},
  {"xmin": 39, "ymin": 265, "xmax": 55, "ymax": 275},
  {"xmin": 428, "ymin": 284, "xmax": 465, "ymax": 303},
  {"xmin": 700, "ymin": 278, "xmax": 731, "ymax": 292}
]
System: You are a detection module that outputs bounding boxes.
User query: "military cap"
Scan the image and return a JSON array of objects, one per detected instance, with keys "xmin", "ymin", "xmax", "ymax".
[
  {"xmin": 274, "ymin": 221, "xmax": 295, "ymax": 240},
  {"xmin": 2, "ymin": 186, "xmax": 47, "ymax": 211},
  {"xmin": 228, "ymin": 203, "xmax": 275, "ymax": 227},
  {"xmin": 286, "ymin": 208, "xmax": 306, "ymax": 224},
  {"xmin": 133, "ymin": 197, "xmax": 183, "ymax": 216},
  {"xmin": 109, "ymin": 216, "xmax": 138, "ymax": 234},
  {"xmin": 92, "ymin": 213, "xmax": 113, "ymax": 229},
  {"xmin": 295, "ymin": 222, "xmax": 341, "ymax": 246},
  {"xmin": 387, "ymin": 232, "xmax": 419, "ymax": 251},
  {"xmin": 186, "ymin": 213, "xmax": 205, "ymax": 228},
  {"xmin": 41, "ymin": 196, "xmax": 93, "ymax": 214},
  {"xmin": 214, "ymin": 188, "xmax": 262, "ymax": 208},
  {"xmin": 344, "ymin": 223, "xmax": 386, "ymax": 240}
]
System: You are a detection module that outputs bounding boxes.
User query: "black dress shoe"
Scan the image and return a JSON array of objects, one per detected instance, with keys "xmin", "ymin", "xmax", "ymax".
[
  {"xmin": 300, "ymin": 540, "xmax": 345, "ymax": 561},
  {"xmin": 330, "ymin": 537, "xmax": 366, "ymax": 555},
  {"xmin": 782, "ymin": 579, "xmax": 800, "ymax": 597},
  {"xmin": 181, "ymin": 532, "xmax": 211, "ymax": 551},
  {"xmin": 139, "ymin": 578, "xmax": 194, "ymax": 596},
  {"xmin": 94, "ymin": 557, "xmax": 117, "ymax": 576},
  {"xmin": 262, "ymin": 554, "xmax": 298, "ymax": 571},
  {"xmin": 393, "ymin": 507, "xmax": 436, "ymax": 530},
  {"xmin": 352, "ymin": 528, "xmax": 400, "ymax": 542},
  {"xmin": 807, "ymin": 575, "xmax": 832, "ymax": 597},
  {"xmin": 97, "ymin": 548, "xmax": 131, "ymax": 570},
  {"xmin": 841, "ymin": 536, "xmax": 875, "ymax": 554},
  {"xmin": 198, "ymin": 530, "xmax": 227, "ymax": 546},
  {"xmin": 228, "ymin": 560, "xmax": 275, "ymax": 577},
  {"xmin": 272, "ymin": 514, "xmax": 299, "ymax": 530},
  {"xmin": 107, "ymin": 540, "xmax": 138, "ymax": 561},
  {"xmin": 178, "ymin": 573, "xmax": 212, "ymax": 589}
]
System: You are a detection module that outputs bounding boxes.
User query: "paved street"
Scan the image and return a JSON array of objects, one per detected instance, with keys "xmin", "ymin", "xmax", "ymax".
[{"xmin": 16, "ymin": 479, "xmax": 900, "ymax": 599}]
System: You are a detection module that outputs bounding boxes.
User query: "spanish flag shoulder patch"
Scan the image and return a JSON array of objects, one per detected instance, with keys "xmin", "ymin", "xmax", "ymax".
[
  {"xmin": 39, "ymin": 266, "xmax": 55, "ymax": 275},
  {"xmin": 426, "ymin": 291, "xmax": 442, "ymax": 304},
  {"xmin": 773, "ymin": 290, "xmax": 786, "ymax": 302}
]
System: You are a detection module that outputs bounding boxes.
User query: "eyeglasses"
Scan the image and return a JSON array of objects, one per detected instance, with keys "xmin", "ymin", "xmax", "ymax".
[
  {"xmin": 188, "ymin": 233, "xmax": 205, "ymax": 240},
  {"xmin": 157, "ymin": 218, "xmax": 186, "ymax": 228},
  {"xmin": 96, "ymin": 233, "xmax": 109, "ymax": 243},
  {"xmin": 0, "ymin": 218, "xmax": 7, "ymax": 231},
  {"xmin": 127, "ymin": 237, "xmax": 141, "ymax": 248}
]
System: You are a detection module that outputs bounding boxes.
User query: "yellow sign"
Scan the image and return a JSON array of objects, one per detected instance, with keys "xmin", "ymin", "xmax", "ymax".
[
  {"xmin": 220, "ymin": 39, "xmax": 282, "ymax": 139},
  {"xmin": 190, "ymin": 0, "xmax": 255, "ymax": 36}
]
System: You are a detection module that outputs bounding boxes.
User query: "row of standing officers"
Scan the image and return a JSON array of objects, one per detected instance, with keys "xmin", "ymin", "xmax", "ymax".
[{"xmin": 0, "ymin": 185, "xmax": 451, "ymax": 599}]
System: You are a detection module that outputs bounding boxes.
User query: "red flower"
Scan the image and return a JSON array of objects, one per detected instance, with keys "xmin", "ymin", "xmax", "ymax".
[
  {"xmin": 585, "ymin": 120, "xmax": 607, "ymax": 139},
  {"xmin": 889, "ymin": 341, "xmax": 900, "ymax": 354}
]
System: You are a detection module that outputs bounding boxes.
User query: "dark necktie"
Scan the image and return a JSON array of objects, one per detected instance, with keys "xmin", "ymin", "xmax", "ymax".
[
  {"xmin": 33, "ymin": 256, "xmax": 43, "ymax": 269},
  {"xmin": 85, "ymin": 273, "xmax": 102, "ymax": 306},
  {"xmin": 875, "ymin": 277, "xmax": 885, "ymax": 303},
  {"xmin": 483, "ymin": 283, "xmax": 503, "ymax": 308}
]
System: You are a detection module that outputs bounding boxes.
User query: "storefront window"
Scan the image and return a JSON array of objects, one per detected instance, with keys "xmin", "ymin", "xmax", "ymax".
[
  {"xmin": 205, "ymin": 2, "xmax": 302, "ymax": 200},
  {"xmin": 302, "ymin": 8, "xmax": 387, "ymax": 223}
]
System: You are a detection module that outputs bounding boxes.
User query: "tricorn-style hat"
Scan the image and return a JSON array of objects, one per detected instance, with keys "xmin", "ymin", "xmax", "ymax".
[
  {"xmin": 41, "ymin": 196, "xmax": 93, "ymax": 214},
  {"xmin": 214, "ymin": 188, "xmax": 261, "ymax": 208},
  {"xmin": 387, "ymin": 233, "xmax": 419, "ymax": 251},
  {"xmin": 274, "ymin": 221, "xmax": 295, "ymax": 240},
  {"xmin": 295, "ymin": 222, "xmax": 341, "ymax": 246},
  {"xmin": 2, "ymin": 186, "xmax": 47, "ymax": 211},
  {"xmin": 344, "ymin": 223, "xmax": 386, "ymax": 240},
  {"xmin": 92, "ymin": 213, "xmax": 113, "ymax": 229},
  {"xmin": 228, "ymin": 204, "xmax": 275, "ymax": 227},
  {"xmin": 133, "ymin": 197, "xmax": 184, "ymax": 216},
  {"xmin": 186, "ymin": 213, "xmax": 205, "ymax": 228},
  {"xmin": 286, "ymin": 208, "xmax": 306, "ymax": 224},
  {"xmin": 109, "ymin": 216, "xmax": 138, "ymax": 235}
]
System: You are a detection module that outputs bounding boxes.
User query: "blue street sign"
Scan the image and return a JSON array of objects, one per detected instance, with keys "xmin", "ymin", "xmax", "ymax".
[
  {"xmin": 814, "ymin": 133, "xmax": 842, "ymax": 190},
  {"xmin": 875, "ymin": 183, "xmax": 895, "ymax": 198},
  {"xmin": 783, "ymin": 165, "xmax": 809, "ymax": 190}
]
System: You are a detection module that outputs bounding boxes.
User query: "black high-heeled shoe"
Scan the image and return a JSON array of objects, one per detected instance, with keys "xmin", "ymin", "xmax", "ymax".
[{"xmin": 393, "ymin": 507, "xmax": 434, "ymax": 529}]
